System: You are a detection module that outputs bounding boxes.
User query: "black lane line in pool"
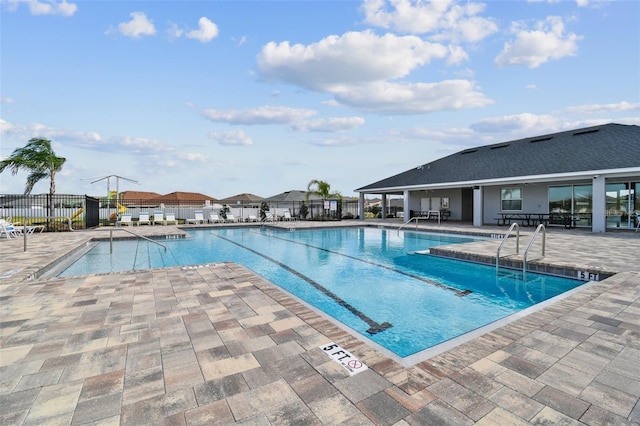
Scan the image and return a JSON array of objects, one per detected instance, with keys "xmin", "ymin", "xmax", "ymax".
[
  {"xmin": 213, "ymin": 234, "xmax": 392, "ymax": 335},
  {"xmin": 255, "ymin": 230, "xmax": 472, "ymax": 297}
]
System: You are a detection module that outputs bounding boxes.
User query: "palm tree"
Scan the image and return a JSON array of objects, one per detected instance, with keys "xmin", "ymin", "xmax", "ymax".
[
  {"xmin": 0, "ymin": 138, "xmax": 67, "ymax": 224},
  {"xmin": 306, "ymin": 179, "xmax": 342, "ymax": 220}
]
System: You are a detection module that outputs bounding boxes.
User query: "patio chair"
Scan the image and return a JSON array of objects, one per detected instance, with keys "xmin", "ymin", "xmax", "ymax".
[
  {"xmin": 165, "ymin": 213, "xmax": 177, "ymax": 225},
  {"xmin": 153, "ymin": 211, "xmax": 165, "ymax": 225},
  {"xmin": 137, "ymin": 212, "xmax": 151, "ymax": 226},
  {"xmin": 0, "ymin": 219, "xmax": 21, "ymax": 239},
  {"xmin": 187, "ymin": 210, "xmax": 205, "ymax": 225},
  {"xmin": 226, "ymin": 213, "xmax": 238, "ymax": 223},
  {"xmin": 636, "ymin": 211, "xmax": 640, "ymax": 232},
  {"xmin": 117, "ymin": 213, "xmax": 133, "ymax": 226},
  {"xmin": 247, "ymin": 215, "xmax": 258, "ymax": 222},
  {"xmin": 283, "ymin": 210, "xmax": 296, "ymax": 221},
  {"xmin": 209, "ymin": 213, "xmax": 222, "ymax": 223}
]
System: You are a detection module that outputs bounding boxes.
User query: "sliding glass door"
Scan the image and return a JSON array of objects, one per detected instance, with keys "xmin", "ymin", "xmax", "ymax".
[
  {"xmin": 606, "ymin": 182, "xmax": 640, "ymax": 229},
  {"xmin": 548, "ymin": 185, "xmax": 592, "ymax": 227}
]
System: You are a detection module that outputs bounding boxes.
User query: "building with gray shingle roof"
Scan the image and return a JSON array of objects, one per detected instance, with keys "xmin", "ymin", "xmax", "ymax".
[{"xmin": 356, "ymin": 123, "xmax": 640, "ymax": 232}]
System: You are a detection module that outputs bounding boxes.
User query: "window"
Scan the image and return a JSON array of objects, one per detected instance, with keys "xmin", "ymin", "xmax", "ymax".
[{"xmin": 501, "ymin": 188, "xmax": 522, "ymax": 211}]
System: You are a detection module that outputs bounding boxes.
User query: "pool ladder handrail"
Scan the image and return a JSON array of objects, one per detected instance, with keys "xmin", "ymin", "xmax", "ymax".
[
  {"xmin": 397, "ymin": 216, "xmax": 422, "ymax": 233},
  {"xmin": 522, "ymin": 224, "xmax": 546, "ymax": 277},
  {"xmin": 496, "ymin": 222, "xmax": 520, "ymax": 272},
  {"xmin": 109, "ymin": 228, "xmax": 167, "ymax": 253}
]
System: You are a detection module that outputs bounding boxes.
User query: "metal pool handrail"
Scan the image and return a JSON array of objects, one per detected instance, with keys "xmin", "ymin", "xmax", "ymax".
[
  {"xmin": 496, "ymin": 222, "xmax": 520, "ymax": 272},
  {"xmin": 109, "ymin": 228, "xmax": 167, "ymax": 253},
  {"xmin": 522, "ymin": 224, "xmax": 546, "ymax": 277}
]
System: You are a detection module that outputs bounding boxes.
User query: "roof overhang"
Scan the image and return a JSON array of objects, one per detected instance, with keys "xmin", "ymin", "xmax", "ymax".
[{"xmin": 356, "ymin": 167, "xmax": 640, "ymax": 195}]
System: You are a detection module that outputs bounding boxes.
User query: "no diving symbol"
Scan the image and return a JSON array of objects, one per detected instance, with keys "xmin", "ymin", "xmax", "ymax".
[{"xmin": 347, "ymin": 359, "xmax": 363, "ymax": 370}]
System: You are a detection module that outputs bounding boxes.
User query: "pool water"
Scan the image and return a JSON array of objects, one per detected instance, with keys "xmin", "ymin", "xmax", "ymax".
[{"xmin": 60, "ymin": 227, "xmax": 586, "ymax": 357}]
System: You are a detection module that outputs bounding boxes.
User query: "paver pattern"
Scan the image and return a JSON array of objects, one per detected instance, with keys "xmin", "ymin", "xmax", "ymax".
[{"xmin": 1, "ymin": 220, "xmax": 639, "ymax": 425}]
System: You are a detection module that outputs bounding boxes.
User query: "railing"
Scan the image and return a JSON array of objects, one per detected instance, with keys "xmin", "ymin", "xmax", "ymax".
[
  {"xmin": 496, "ymin": 222, "xmax": 520, "ymax": 272},
  {"xmin": 109, "ymin": 228, "xmax": 167, "ymax": 253},
  {"xmin": 522, "ymin": 224, "xmax": 546, "ymax": 277},
  {"xmin": 397, "ymin": 216, "xmax": 422, "ymax": 233}
]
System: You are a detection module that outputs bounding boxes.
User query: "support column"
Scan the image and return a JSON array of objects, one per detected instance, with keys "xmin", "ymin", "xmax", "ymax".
[
  {"xmin": 473, "ymin": 186, "xmax": 483, "ymax": 227},
  {"xmin": 381, "ymin": 194, "xmax": 387, "ymax": 220},
  {"xmin": 592, "ymin": 175, "xmax": 606, "ymax": 232},
  {"xmin": 403, "ymin": 190, "xmax": 410, "ymax": 222},
  {"xmin": 359, "ymin": 193, "xmax": 365, "ymax": 221}
]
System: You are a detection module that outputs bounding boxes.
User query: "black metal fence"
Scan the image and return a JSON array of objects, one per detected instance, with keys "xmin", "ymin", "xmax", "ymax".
[{"xmin": 0, "ymin": 194, "xmax": 365, "ymax": 230}]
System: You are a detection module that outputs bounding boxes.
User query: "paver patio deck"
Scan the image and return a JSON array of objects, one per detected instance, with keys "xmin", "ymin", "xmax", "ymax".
[{"xmin": 1, "ymin": 220, "xmax": 638, "ymax": 425}]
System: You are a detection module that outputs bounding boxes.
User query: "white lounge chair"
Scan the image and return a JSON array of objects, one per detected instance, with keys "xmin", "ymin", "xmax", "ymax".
[
  {"xmin": 153, "ymin": 211, "xmax": 165, "ymax": 225},
  {"xmin": 137, "ymin": 212, "xmax": 151, "ymax": 226},
  {"xmin": 165, "ymin": 213, "xmax": 177, "ymax": 225},
  {"xmin": 0, "ymin": 219, "xmax": 21, "ymax": 238},
  {"xmin": 247, "ymin": 215, "xmax": 258, "ymax": 222},
  {"xmin": 264, "ymin": 212, "xmax": 275, "ymax": 222},
  {"xmin": 187, "ymin": 210, "xmax": 205, "ymax": 225},
  {"xmin": 209, "ymin": 213, "xmax": 222, "ymax": 223},
  {"xmin": 226, "ymin": 213, "xmax": 238, "ymax": 223},
  {"xmin": 283, "ymin": 210, "xmax": 296, "ymax": 221},
  {"xmin": 118, "ymin": 213, "xmax": 133, "ymax": 226}
]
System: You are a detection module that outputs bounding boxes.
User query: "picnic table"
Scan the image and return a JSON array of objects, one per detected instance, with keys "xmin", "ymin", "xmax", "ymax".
[
  {"xmin": 410, "ymin": 210, "xmax": 451, "ymax": 221},
  {"xmin": 495, "ymin": 212, "xmax": 578, "ymax": 228}
]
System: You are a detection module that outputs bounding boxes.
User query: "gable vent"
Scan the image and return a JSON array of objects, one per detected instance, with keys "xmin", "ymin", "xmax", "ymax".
[
  {"xmin": 460, "ymin": 149, "xmax": 477, "ymax": 154},
  {"xmin": 490, "ymin": 144, "xmax": 510, "ymax": 150},
  {"xmin": 573, "ymin": 129, "xmax": 600, "ymax": 136},
  {"xmin": 530, "ymin": 136, "xmax": 553, "ymax": 143}
]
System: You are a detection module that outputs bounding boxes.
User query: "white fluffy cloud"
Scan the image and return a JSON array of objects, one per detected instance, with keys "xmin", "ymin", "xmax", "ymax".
[
  {"xmin": 332, "ymin": 80, "xmax": 492, "ymax": 114},
  {"xmin": 495, "ymin": 16, "xmax": 582, "ymax": 68},
  {"xmin": 0, "ymin": 119, "xmax": 103, "ymax": 146},
  {"xmin": 6, "ymin": 0, "xmax": 78, "ymax": 16},
  {"xmin": 258, "ymin": 30, "xmax": 448, "ymax": 91},
  {"xmin": 117, "ymin": 12, "xmax": 156, "ymax": 39},
  {"xmin": 361, "ymin": 0, "xmax": 497, "ymax": 42},
  {"xmin": 291, "ymin": 117, "xmax": 366, "ymax": 132},
  {"xmin": 565, "ymin": 101, "xmax": 640, "ymax": 114},
  {"xmin": 186, "ymin": 17, "xmax": 219, "ymax": 43},
  {"xmin": 208, "ymin": 129, "xmax": 253, "ymax": 146},
  {"xmin": 203, "ymin": 106, "xmax": 317, "ymax": 125},
  {"xmin": 470, "ymin": 113, "xmax": 558, "ymax": 133}
]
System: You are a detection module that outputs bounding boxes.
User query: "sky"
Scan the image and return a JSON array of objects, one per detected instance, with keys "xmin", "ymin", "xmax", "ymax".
[{"xmin": 1, "ymin": 0, "xmax": 639, "ymax": 200}]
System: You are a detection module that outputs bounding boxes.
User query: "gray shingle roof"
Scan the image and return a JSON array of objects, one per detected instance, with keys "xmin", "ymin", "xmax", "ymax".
[{"xmin": 357, "ymin": 123, "xmax": 640, "ymax": 191}]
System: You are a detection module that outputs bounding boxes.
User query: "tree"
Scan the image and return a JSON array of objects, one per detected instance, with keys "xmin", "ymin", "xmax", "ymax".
[
  {"xmin": 0, "ymin": 138, "xmax": 67, "ymax": 222},
  {"xmin": 306, "ymin": 179, "xmax": 342, "ymax": 220}
]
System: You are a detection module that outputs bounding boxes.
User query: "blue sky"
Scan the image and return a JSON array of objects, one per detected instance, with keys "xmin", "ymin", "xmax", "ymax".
[{"xmin": 1, "ymin": 0, "xmax": 638, "ymax": 200}]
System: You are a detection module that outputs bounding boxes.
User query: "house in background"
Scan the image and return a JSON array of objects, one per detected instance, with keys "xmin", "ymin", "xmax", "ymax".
[{"xmin": 356, "ymin": 123, "xmax": 640, "ymax": 232}]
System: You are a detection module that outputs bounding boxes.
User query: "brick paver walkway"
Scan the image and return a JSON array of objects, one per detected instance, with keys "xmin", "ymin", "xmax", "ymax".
[{"xmin": 1, "ymin": 221, "xmax": 638, "ymax": 425}]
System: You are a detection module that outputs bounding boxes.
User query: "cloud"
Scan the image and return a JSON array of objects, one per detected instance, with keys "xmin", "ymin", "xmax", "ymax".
[
  {"xmin": 186, "ymin": 17, "xmax": 219, "ymax": 43},
  {"xmin": 116, "ymin": 12, "xmax": 156, "ymax": 39},
  {"xmin": 208, "ymin": 129, "xmax": 253, "ymax": 146},
  {"xmin": 1, "ymin": 96, "xmax": 16, "ymax": 103},
  {"xmin": 0, "ymin": 119, "xmax": 103, "ymax": 146},
  {"xmin": 291, "ymin": 117, "xmax": 366, "ymax": 132},
  {"xmin": 332, "ymin": 80, "xmax": 492, "ymax": 114},
  {"xmin": 495, "ymin": 16, "xmax": 582, "ymax": 68},
  {"xmin": 361, "ymin": 0, "xmax": 498, "ymax": 42},
  {"xmin": 565, "ymin": 101, "xmax": 640, "ymax": 114},
  {"xmin": 6, "ymin": 0, "xmax": 78, "ymax": 16},
  {"xmin": 202, "ymin": 105, "xmax": 317, "ymax": 125},
  {"xmin": 470, "ymin": 113, "xmax": 558, "ymax": 133},
  {"xmin": 257, "ymin": 30, "xmax": 448, "ymax": 91}
]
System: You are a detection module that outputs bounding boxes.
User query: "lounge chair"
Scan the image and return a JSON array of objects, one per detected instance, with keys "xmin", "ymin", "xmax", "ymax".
[
  {"xmin": 1, "ymin": 218, "xmax": 42, "ymax": 235},
  {"xmin": 0, "ymin": 219, "xmax": 21, "ymax": 238},
  {"xmin": 117, "ymin": 213, "xmax": 133, "ymax": 226},
  {"xmin": 187, "ymin": 210, "xmax": 205, "ymax": 225},
  {"xmin": 247, "ymin": 215, "xmax": 258, "ymax": 222},
  {"xmin": 283, "ymin": 210, "xmax": 296, "ymax": 221},
  {"xmin": 165, "ymin": 213, "xmax": 177, "ymax": 225},
  {"xmin": 209, "ymin": 213, "xmax": 222, "ymax": 223},
  {"xmin": 137, "ymin": 212, "xmax": 151, "ymax": 226},
  {"xmin": 153, "ymin": 211, "xmax": 165, "ymax": 225},
  {"xmin": 226, "ymin": 213, "xmax": 238, "ymax": 223},
  {"xmin": 263, "ymin": 212, "xmax": 275, "ymax": 222}
]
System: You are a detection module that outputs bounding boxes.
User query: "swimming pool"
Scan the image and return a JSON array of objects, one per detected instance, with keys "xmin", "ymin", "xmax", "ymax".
[{"xmin": 60, "ymin": 227, "xmax": 587, "ymax": 358}]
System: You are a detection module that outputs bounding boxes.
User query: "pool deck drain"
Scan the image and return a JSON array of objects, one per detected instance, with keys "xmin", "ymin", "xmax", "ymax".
[{"xmin": 1, "ymin": 220, "xmax": 639, "ymax": 425}]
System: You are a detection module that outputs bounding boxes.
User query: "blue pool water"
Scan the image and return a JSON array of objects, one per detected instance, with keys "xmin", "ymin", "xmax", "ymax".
[{"xmin": 60, "ymin": 227, "xmax": 586, "ymax": 357}]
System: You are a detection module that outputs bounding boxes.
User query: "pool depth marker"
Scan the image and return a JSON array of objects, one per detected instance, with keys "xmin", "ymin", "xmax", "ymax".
[{"xmin": 213, "ymin": 234, "xmax": 392, "ymax": 335}]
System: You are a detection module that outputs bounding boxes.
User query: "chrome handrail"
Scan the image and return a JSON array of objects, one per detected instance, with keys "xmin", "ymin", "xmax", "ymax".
[
  {"xmin": 109, "ymin": 228, "xmax": 167, "ymax": 253},
  {"xmin": 496, "ymin": 222, "xmax": 520, "ymax": 272},
  {"xmin": 522, "ymin": 224, "xmax": 546, "ymax": 277}
]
